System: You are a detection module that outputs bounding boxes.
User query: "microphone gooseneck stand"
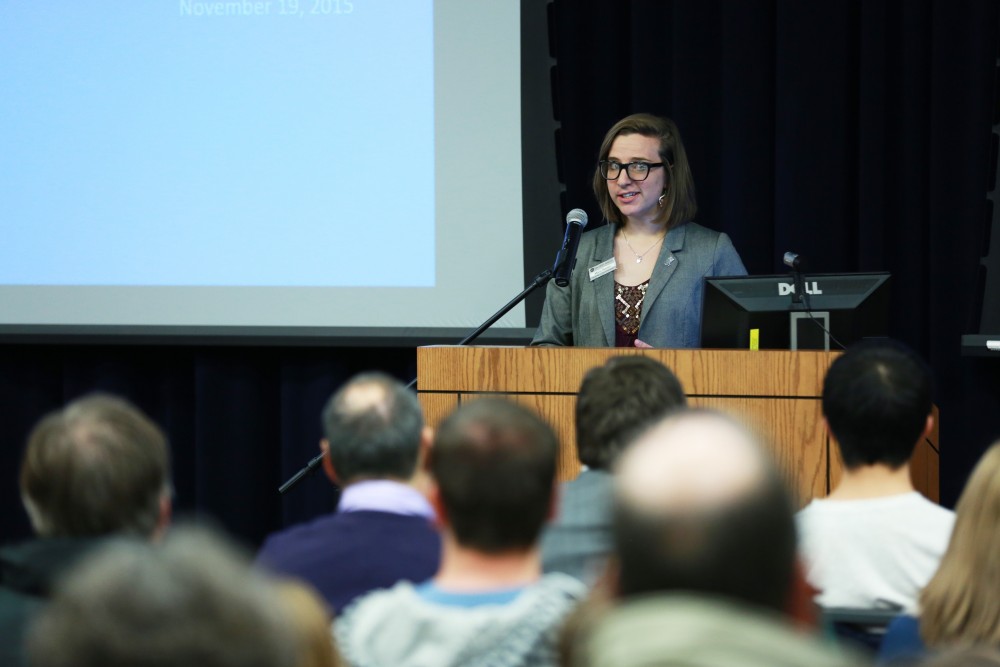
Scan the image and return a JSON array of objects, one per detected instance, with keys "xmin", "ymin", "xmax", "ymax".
[
  {"xmin": 278, "ymin": 268, "xmax": 557, "ymax": 494},
  {"xmin": 414, "ymin": 268, "xmax": 555, "ymax": 368},
  {"xmin": 278, "ymin": 451, "xmax": 327, "ymax": 494}
]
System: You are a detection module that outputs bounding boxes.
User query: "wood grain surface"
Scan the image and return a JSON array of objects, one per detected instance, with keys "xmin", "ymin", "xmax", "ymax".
[{"xmin": 416, "ymin": 347, "xmax": 940, "ymax": 505}]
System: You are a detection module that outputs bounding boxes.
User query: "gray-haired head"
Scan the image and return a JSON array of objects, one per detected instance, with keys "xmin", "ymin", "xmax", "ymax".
[
  {"xmin": 321, "ymin": 372, "xmax": 424, "ymax": 484},
  {"xmin": 26, "ymin": 525, "xmax": 299, "ymax": 667}
]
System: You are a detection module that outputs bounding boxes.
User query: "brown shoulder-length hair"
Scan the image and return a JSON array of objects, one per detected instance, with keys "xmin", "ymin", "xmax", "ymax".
[
  {"xmin": 920, "ymin": 441, "xmax": 1000, "ymax": 648},
  {"xmin": 592, "ymin": 113, "xmax": 697, "ymax": 229}
]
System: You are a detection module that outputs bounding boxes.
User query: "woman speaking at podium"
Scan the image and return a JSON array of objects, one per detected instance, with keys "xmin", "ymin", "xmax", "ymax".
[{"xmin": 532, "ymin": 113, "xmax": 746, "ymax": 348}]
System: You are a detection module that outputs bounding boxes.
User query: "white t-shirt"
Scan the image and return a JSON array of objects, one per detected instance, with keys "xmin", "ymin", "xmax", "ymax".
[{"xmin": 796, "ymin": 492, "xmax": 954, "ymax": 614}]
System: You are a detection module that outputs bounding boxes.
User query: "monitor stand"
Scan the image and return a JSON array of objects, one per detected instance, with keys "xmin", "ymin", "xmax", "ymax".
[{"xmin": 791, "ymin": 311, "xmax": 830, "ymax": 351}]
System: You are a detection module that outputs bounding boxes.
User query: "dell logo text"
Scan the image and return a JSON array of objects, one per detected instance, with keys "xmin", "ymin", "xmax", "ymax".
[{"xmin": 778, "ymin": 281, "xmax": 823, "ymax": 296}]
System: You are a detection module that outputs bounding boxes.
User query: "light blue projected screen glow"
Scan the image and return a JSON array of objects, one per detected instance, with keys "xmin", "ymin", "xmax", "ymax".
[
  {"xmin": 1, "ymin": 1, "xmax": 434, "ymax": 287},
  {"xmin": 0, "ymin": 1, "xmax": 524, "ymax": 329}
]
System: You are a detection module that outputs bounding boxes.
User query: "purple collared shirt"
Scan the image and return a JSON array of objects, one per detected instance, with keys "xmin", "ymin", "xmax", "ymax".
[{"xmin": 337, "ymin": 479, "xmax": 435, "ymax": 520}]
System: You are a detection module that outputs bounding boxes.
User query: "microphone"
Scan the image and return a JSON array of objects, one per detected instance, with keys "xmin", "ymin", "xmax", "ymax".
[
  {"xmin": 783, "ymin": 251, "xmax": 805, "ymax": 304},
  {"xmin": 553, "ymin": 208, "xmax": 589, "ymax": 286}
]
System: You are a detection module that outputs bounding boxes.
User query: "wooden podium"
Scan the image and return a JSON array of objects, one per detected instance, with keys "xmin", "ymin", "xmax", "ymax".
[{"xmin": 416, "ymin": 347, "xmax": 940, "ymax": 506}]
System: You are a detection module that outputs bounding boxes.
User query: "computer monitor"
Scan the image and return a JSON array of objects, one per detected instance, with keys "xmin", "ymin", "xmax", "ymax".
[{"xmin": 700, "ymin": 272, "xmax": 891, "ymax": 350}]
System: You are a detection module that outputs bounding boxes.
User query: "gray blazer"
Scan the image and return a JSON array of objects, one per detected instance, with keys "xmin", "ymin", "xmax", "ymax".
[{"xmin": 532, "ymin": 221, "xmax": 747, "ymax": 348}]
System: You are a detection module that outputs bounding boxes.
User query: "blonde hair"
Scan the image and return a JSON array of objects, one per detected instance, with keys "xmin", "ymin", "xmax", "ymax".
[
  {"xmin": 275, "ymin": 581, "xmax": 343, "ymax": 667},
  {"xmin": 920, "ymin": 441, "xmax": 1000, "ymax": 647}
]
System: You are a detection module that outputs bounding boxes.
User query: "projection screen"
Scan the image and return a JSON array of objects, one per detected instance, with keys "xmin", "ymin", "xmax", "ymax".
[{"xmin": 0, "ymin": 0, "xmax": 528, "ymax": 339}]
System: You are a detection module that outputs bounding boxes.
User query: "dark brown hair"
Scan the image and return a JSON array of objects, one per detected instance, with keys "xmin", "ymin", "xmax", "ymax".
[
  {"xmin": 429, "ymin": 398, "xmax": 558, "ymax": 552},
  {"xmin": 575, "ymin": 355, "xmax": 686, "ymax": 470}
]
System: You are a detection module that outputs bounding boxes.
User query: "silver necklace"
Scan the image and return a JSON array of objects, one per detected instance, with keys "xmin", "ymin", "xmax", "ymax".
[{"xmin": 621, "ymin": 229, "xmax": 666, "ymax": 264}]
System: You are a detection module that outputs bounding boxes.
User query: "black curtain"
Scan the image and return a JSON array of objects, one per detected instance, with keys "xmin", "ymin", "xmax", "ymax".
[
  {"xmin": 0, "ymin": 345, "xmax": 415, "ymax": 545},
  {"xmin": 3, "ymin": 0, "xmax": 1000, "ymax": 548}
]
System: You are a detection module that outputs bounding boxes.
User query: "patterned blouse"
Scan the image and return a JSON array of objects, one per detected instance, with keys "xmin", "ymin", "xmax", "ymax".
[{"xmin": 614, "ymin": 280, "xmax": 650, "ymax": 348}]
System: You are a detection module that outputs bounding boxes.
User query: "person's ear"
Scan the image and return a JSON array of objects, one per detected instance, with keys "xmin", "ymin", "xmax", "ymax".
[
  {"xmin": 152, "ymin": 491, "xmax": 172, "ymax": 543},
  {"xmin": 418, "ymin": 426, "xmax": 433, "ymax": 463},
  {"xmin": 428, "ymin": 481, "xmax": 448, "ymax": 529},
  {"xmin": 320, "ymin": 439, "xmax": 339, "ymax": 484},
  {"xmin": 408, "ymin": 426, "xmax": 436, "ymax": 495},
  {"xmin": 922, "ymin": 413, "xmax": 935, "ymax": 441}
]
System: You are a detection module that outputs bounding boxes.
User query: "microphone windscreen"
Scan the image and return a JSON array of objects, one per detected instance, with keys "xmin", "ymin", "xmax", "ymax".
[{"xmin": 566, "ymin": 208, "xmax": 589, "ymax": 228}]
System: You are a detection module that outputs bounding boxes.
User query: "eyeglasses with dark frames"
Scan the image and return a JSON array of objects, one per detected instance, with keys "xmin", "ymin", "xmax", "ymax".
[{"xmin": 599, "ymin": 160, "xmax": 666, "ymax": 181}]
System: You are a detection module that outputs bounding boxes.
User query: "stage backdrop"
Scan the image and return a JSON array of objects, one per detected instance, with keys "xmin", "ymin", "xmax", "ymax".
[
  {"xmin": 546, "ymin": 0, "xmax": 1000, "ymax": 509},
  {"xmin": 2, "ymin": 0, "xmax": 1000, "ymax": 548}
]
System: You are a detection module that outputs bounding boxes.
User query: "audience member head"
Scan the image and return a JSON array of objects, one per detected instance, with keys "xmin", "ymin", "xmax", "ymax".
[
  {"xmin": 592, "ymin": 113, "xmax": 697, "ymax": 229},
  {"xmin": 575, "ymin": 355, "xmax": 686, "ymax": 470},
  {"xmin": 612, "ymin": 408, "xmax": 796, "ymax": 614},
  {"xmin": 26, "ymin": 525, "xmax": 299, "ymax": 667},
  {"xmin": 320, "ymin": 372, "xmax": 425, "ymax": 485},
  {"xmin": 428, "ymin": 398, "xmax": 558, "ymax": 553},
  {"xmin": 19, "ymin": 393, "xmax": 172, "ymax": 540},
  {"xmin": 822, "ymin": 339, "xmax": 933, "ymax": 470},
  {"xmin": 919, "ymin": 440, "xmax": 1000, "ymax": 649},
  {"xmin": 275, "ymin": 580, "xmax": 343, "ymax": 667}
]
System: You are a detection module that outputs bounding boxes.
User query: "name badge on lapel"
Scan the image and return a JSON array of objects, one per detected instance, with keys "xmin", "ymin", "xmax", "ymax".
[{"xmin": 589, "ymin": 258, "xmax": 617, "ymax": 281}]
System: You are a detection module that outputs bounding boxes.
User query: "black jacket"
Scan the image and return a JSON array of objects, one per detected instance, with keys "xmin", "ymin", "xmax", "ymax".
[{"xmin": 0, "ymin": 538, "xmax": 106, "ymax": 667}]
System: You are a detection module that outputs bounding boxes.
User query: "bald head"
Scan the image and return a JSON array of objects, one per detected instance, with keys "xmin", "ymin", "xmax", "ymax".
[
  {"xmin": 339, "ymin": 381, "xmax": 393, "ymax": 419},
  {"xmin": 617, "ymin": 410, "xmax": 768, "ymax": 513},
  {"xmin": 321, "ymin": 372, "xmax": 424, "ymax": 484},
  {"xmin": 612, "ymin": 409, "xmax": 797, "ymax": 613}
]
